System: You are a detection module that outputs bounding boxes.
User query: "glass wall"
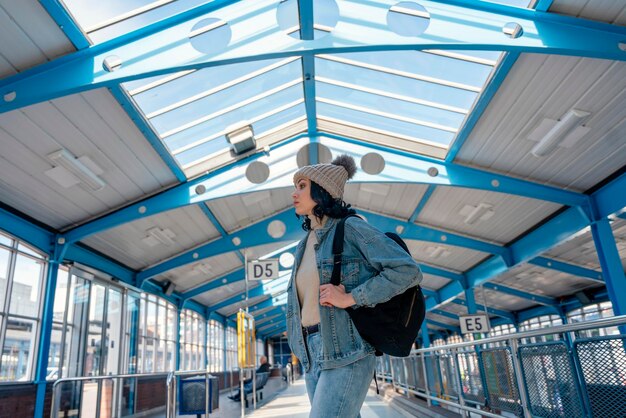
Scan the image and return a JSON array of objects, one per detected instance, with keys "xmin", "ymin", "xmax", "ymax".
[
  {"xmin": 180, "ymin": 309, "xmax": 206, "ymax": 370},
  {"xmin": 137, "ymin": 294, "xmax": 177, "ymax": 372},
  {"xmin": 226, "ymin": 326, "xmax": 237, "ymax": 370},
  {"xmin": 0, "ymin": 232, "xmax": 47, "ymax": 382},
  {"xmin": 207, "ymin": 319, "xmax": 224, "ymax": 372},
  {"xmin": 518, "ymin": 315, "xmax": 563, "ymax": 344},
  {"xmin": 567, "ymin": 301, "xmax": 617, "ymax": 337}
]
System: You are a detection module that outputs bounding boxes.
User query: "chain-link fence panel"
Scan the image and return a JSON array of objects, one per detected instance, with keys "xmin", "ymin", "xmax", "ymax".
[
  {"xmin": 519, "ymin": 342, "xmax": 584, "ymax": 418},
  {"xmin": 481, "ymin": 347, "xmax": 523, "ymax": 417},
  {"xmin": 458, "ymin": 349, "xmax": 486, "ymax": 405},
  {"xmin": 575, "ymin": 335, "xmax": 626, "ymax": 418}
]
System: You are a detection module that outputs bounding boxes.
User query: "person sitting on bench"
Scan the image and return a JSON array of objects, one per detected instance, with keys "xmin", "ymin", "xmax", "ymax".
[{"xmin": 228, "ymin": 356, "xmax": 271, "ymax": 401}]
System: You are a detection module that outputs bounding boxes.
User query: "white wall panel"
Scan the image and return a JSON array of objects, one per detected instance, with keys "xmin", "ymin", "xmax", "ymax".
[{"xmin": 0, "ymin": 0, "xmax": 74, "ymax": 78}]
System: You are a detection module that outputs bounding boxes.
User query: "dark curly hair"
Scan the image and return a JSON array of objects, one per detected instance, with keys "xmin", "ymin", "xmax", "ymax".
[{"xmin": 298, "ymin": 181, "xmax": 356, "ymax": 231}]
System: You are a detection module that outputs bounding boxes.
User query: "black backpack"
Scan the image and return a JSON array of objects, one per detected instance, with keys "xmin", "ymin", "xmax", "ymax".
[{"xmin": 331, "ymin": 215, "xmax": 426, "ymax": 357}]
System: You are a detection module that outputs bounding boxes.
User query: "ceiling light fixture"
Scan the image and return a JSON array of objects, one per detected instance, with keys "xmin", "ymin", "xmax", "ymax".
[
  {"xmin": 528, "ymin": 109, "xmax": 591, "ymax": 157},
  {"xmin": 460, "ymin": 203, "xmax": 494, "ymax": 225},
  {"xmin": 46, "ymin": 149, "xmax": 105, "ymax": 191},
  {"xmin": 226, "ymin": 124, "xmax": 256, "ymax": 154},
  {"xmin": 425, "ymin": 246, "xmax": 451, "ymax": 259},
  {"xmin": 144, "ymin": 227, "xmax": 176, "ymax": 247}
]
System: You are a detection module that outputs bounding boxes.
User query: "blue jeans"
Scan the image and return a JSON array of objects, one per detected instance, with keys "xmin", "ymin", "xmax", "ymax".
[{"xmin": 304, "ymin": 331, "xmax": 376, "ymax": 418}]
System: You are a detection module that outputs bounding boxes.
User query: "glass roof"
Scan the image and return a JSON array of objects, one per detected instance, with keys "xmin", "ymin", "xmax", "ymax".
[{"xmin": 60, "ymin": 0, "xmax": 533, "ymax": 178}]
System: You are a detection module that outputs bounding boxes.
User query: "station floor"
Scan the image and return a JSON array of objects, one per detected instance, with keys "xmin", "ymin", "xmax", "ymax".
[{"xmin": 196, "ymin": 377, "xmax": 410, "ymax": 418}]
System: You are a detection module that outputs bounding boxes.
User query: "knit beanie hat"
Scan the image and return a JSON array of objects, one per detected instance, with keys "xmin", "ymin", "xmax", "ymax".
[{"xmin": 293, "ymin": 155, "xmax": 357, "ymax": 199}]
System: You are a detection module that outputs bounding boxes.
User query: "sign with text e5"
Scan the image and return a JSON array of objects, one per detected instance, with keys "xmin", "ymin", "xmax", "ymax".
[
  {"xmin": 247, "ymin": 259, "xmax": 279, "ymax": 281},
  {"xmin": 459, "ymin": 314, "xmax": 491, "ymax": 334}
]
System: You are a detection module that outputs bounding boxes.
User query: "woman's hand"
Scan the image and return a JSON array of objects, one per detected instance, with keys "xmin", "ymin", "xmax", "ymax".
[{"xmin": 319, "ymin": 284, "xmax": 356, "ymax": 308}]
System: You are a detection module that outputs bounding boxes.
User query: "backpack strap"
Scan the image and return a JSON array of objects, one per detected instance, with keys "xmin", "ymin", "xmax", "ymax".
[{"xmin": 330, "ymin": 214, "xmax": 360, "ymax": 286}]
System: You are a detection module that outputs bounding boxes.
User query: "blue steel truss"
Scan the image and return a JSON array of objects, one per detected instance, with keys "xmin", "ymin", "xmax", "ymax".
[{"xmin": 3, "ymin": 0, "xmax": 626, "ymax": 114}]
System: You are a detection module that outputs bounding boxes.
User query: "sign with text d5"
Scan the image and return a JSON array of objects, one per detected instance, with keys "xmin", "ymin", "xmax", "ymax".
[
  {"xmin": 459, "ymin": 314, "xmax": 491, "ymax": 334},
  {"xmin": 247, "ymin": 259, "xmax": 279, "ymax": 281}
]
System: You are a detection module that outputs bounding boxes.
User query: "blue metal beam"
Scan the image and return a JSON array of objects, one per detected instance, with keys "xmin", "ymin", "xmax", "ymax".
[
  {"xmin": 482, "ymin": 282, "xmax": 557, "ymax": 307},
  {"xmin": 210, "ymin": 277, "xmax": 289, "ymax": 312},
  {"xmin": 529, "ymin": 256, "xmax": 603, "ymax": 282},
  {"xmin": 426, "ymin": 319, "xmax": 459, "ymax": 332},
  {"xmin": 259, "ymin": 321, "xmax": 287, "ymax": 337},
  {"xmin": 0, "ymin": 206, "xmax": 53, "ymax": 254},
  {"xmin": 64, "ymin": 244, "xmax": 135, "ymax": 285},
  {"xmin": 60, "ymin": 133, "xmax": 589, "ymax": 245},
  {"xmin": 109, "ymin": 86, "xmax": 186, "ymax": 181},
  {"xmin": 197, "ymin": 203, "xmax": 245, "ymax": 263},
  {"xmin": 138, "ymin": 210, "xmax": 302, "ymax": 284},
  {"xmin": 451, "ymin": 298, "xmax": 516, "ymax": 322},
  {"xmin": 322, "ymin": 133, "xmax": 589, "ymax": 208},
  {"xmin": 298, "ymin": 0, "xmax": 317, "ymax": 134},
  {"xmin": 258, "ymin": 316, "xmax": 286, "ymax": 332},
  {"xmin": 244, "ymin": 295, "xmax": 288, "ymax": 318},
  {"xmin": 446, "ymin": 52, "xmax": 519, "ymax": 161},
  {"xmin": 254, "ymin": 306, "xmax": 286, "ymax": 325},
  {"xmin": 591, "ymin": 219, "xmax": 626, "ymax": 317},
  {"xmin": 39, "ymin": 0, "xmax": 90, "ymax": 49},
  {"xmin": 432, "ymin": 309, "xmax": 459, "ymax": 321},
  {"xmin": 3, "ymin": 1, "xmax": 625, "ymax": 113},
  {"xmin": 409, "ymin": 185, "xmax": 437, "ymax": 223},
  {"xmin": 592, "ymin": 172, "xmax": 626, "ymax": 219},
  {"xmin": 420, "ymin": 264, "xmax": 465, "ymax": 282}
]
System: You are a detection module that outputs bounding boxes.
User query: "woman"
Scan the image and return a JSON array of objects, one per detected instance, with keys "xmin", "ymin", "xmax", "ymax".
[{"xmin": 286, "ymin": 154, "xmax": 422, "ymax": 418}]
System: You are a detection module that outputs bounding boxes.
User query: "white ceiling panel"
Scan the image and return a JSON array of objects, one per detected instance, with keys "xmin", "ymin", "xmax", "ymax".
[
  {"xmin": 206, "ymin": 189, "xmax": 293, "ymax": 233},
  {"xmin": 345, "ymin": 183, "xmax": 429, "ymax": 220},
  {"xmin": 406, "ymin": 240, "xmax": 489, "ymax": 272},
  {"xmin": 457, "ymin": 289, "xmax": 535, "ymax": 312},
  {"xmin": 193, "ymin": 280, "xmax": 249, "ymax": 308},
  {"xmin": 0, "ymin": 89, "xmax": 178, "ymax": 229},
  {"xmin": 417, "ymin": 187, "xmax": 562, "ymax": 244},
  {"xmin": 160, "ymin": 252, "xmax": 243, "ymax": 293},
  {"xmin": 420, "ymin": 273, "xmax": 452, "ymax": 291},
  {"xmin": 83, "ymin": 205, "xmax": 221, "ymax": 270},
  {"xmin": 0, "ymin": 1, "xmax": 74, "ymax": 79},
  {"xmin": 456, "ymin": 54, "xmax": 626, "ymax": 192},
  {"xmin": 545, "ymin": 227, "xmax": 601, "ymax": 270},
  {"xmin": 550, "ymin": 0, "xmax": 626, "ymax": 25},
  {"xmin": 494, "ymin": 265, "xmax": 602, "ymax": 299}
]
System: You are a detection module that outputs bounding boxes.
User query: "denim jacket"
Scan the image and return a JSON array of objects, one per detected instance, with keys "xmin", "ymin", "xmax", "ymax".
[{"xmin": 286, "ymin": 216, "xmax": 423, "ymax": 372}]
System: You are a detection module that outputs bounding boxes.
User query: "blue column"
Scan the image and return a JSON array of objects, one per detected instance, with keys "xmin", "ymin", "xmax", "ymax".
[
  {"xmin": 591, "ymin": 219, "xmax": 626, "ymax": 317},
  {"xmin": 34, "ymin": 259, "xmax": 60, "ymax": 418},
  {"xmin": 176, "ymin": 306, "xmax": 183, "ymax": 370}
]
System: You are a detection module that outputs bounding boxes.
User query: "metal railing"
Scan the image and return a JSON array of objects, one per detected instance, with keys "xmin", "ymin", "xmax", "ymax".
[
  {"xmin": 377, "ymin": 315, "xmax": 626, "ymax": 418},
  {"xmin": 51, "ymin": 371, "xmax": 170, "ymax": 418}
]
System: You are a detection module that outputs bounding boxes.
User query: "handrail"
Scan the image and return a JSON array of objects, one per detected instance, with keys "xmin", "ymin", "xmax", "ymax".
[
  {"xmin": 411, "ymin": 314, "xmax": 626, "ymax": 354},
  {"xmin": 51, "ymin": 371, "xmax": 171, "ymax": 418}
]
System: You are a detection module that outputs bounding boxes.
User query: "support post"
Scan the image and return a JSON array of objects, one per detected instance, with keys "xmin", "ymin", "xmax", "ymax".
[
  {"xmin": 591, "ymin": 218, "xmax": 626, "ymax": 334},
  {"xmin": 34, "ymin": 249, "xmax": 61, "ymax": 418}
]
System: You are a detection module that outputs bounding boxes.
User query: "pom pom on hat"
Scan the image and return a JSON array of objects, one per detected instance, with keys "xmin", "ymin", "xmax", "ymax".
[{"xmin": 293, "ymin": 154, "xmax": 356, "ymax": 199}]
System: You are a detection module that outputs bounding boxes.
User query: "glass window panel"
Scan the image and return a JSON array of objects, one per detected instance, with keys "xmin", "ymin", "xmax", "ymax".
[
  {"xmin": 317, "ymin": 101, "xmax": 455, "ymax": 146},
  {"xmin": 9, "ymin": 253, "xmax": 44, "ymax": 317},
  {"xmin": 150, "ymin": 60, "xmax": 302, "ymax": 134},
  {"xmin": 316, "ymin": 57, "xmax": 478, "ymax": 111},
  {"xmin": 316, "ymin": 82, "xmax": 465, "ymax": 128},
  {"xmin": 157, "ymin": 339, "xmax": 166, "ymax": 372},
  {"xmin": 1, "ymin": 317, "xmax": 36, "ymax": 381},
  {"xmin": 128, "ymin": 58, "xmax": 295, "ymax": 115},
  {"xmin": 157, "ymin": 303, "xmax": 166, "ymax": 340},
  {"xmin": 47, "ymin": 324, "xmax": 64, "ymax": 380},
  {"xmin": 176, "ymin": 103, "xmax": 305, "ymax": 167},
  {"xmin": 17, "ymin": 243, "xmax": 43, "ymax": 258},
  {"xmin": 0, "ymin": 247, "xmax": 10, "ymax": 306},
  {"xmin": 163, "ymin": 82, "xmax": 304, "ymax": 153},
  {"xmin": 0, "ymin": 233, "xmax": 12, "ymax": 247},
  {"xmin": 147, "ymin": 299, "xmax": 156, "ymax": 339},
  {"xmin": 167, "ymin": 307, "xmax": 176, "ymax": 340},
  {"xmin": 137, "ymin": 336, "xmax": 144, "ymax": 373},
  {"xmin": 103, "ymin": 290, "xmax": 122, "ymax": 376},
  {"xmin": 330, "ymin": 51, "xmax": 493, "ymax": 88},
  {"xmin": 53, "ymin": 269, "xmax": 70, "ymax": 323}
]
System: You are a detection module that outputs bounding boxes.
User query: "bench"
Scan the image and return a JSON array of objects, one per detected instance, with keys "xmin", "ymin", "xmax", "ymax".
[{"xmin": 243, "ymin": 372, "xmax": 270, "ymax": 408}]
